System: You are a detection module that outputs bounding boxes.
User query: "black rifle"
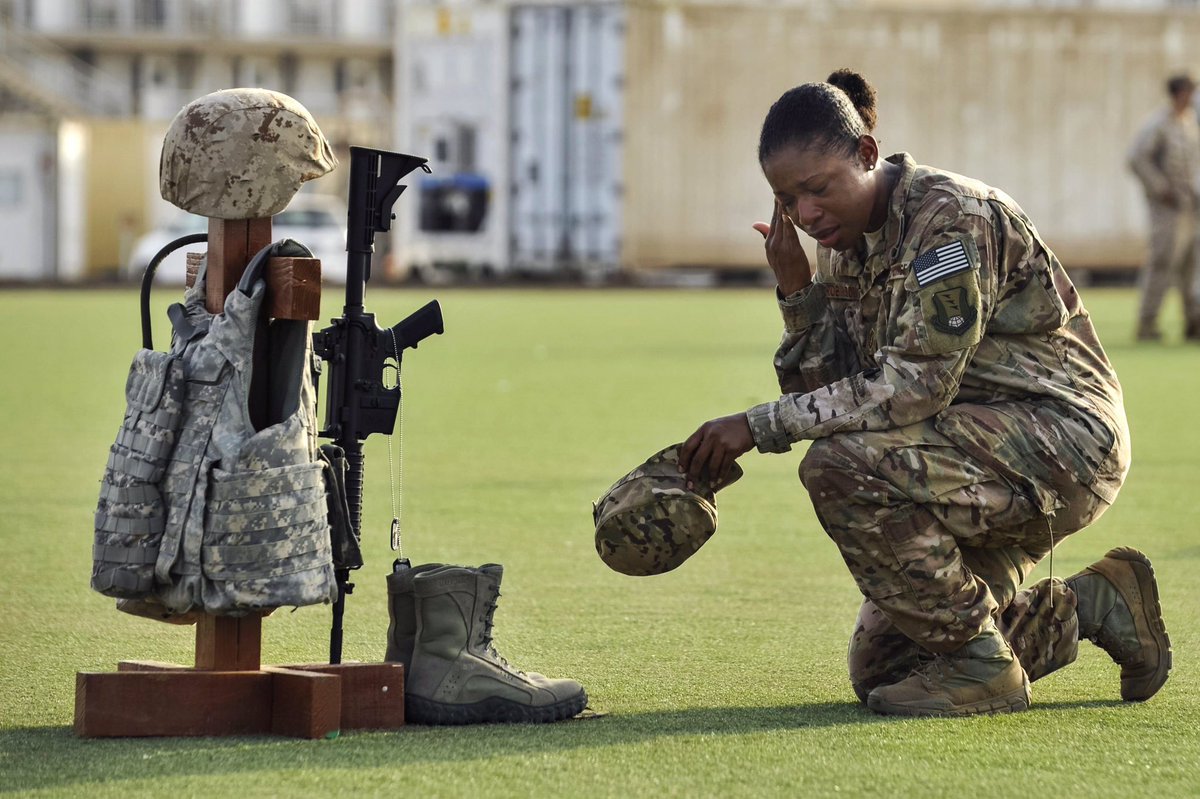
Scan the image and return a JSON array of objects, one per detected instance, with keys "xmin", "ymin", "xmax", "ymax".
[{"xmin": 313, "ymin": 146, "xmax": 443, "ymax": 664}]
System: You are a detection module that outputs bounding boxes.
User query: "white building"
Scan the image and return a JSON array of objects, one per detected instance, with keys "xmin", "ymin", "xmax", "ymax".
[
  {"xmin": 0, "ymin": 0, "xmax": 395, "ymax": 280},
  {"xmin": 3, "ymin": 0, "xmax": 1199, "ymax": 279}
]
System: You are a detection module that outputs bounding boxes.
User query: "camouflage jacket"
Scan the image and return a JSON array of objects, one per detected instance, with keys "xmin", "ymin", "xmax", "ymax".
[
  {"xmin": 746, "ymin": 153, "xmax": 1129, "ymax": 502},
  {"xmin": 1127, "ymin": 107, "xmax": 1200, "ymax": 206}
]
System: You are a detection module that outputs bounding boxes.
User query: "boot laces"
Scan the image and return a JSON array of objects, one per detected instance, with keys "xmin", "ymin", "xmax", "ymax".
[
  {"xmin": 1085, "ymin": 595, "xmax": 1139, "ymax": 664},
  {"xmin": 912, "ymin": 656, "xmax": 955, "ymax": 690},
  {"xmin": 1091, "ymin": 624, "xmax": 1138, "ymax": 665},
  {"xmin": 477, "ymin": 589, "xmax": 524, "ymax": 675}
]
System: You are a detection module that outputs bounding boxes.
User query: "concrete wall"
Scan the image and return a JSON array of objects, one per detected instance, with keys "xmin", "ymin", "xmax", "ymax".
[
  {"xmin": 83, "ymin": 119, "xmax": 152, "ymax": 276},
  {"xmin": 621, "ymin": 3, "xmax": 1200, "ymax": 269}
]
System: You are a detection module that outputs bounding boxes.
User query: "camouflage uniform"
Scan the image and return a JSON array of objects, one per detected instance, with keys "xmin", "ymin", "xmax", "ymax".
[
  {"xmin": 745, "ymin": 153, "xmax": 1131, "ymax": 696},
  {"xmin": 593, "ymin": 444, "xmax": 743, "ymax": 576},
  {"xmin": 1127, "ymin": 106, "xmax": 1200, "ymax": 336}
]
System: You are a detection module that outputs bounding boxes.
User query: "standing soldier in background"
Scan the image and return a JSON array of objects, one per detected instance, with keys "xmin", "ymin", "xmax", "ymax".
[{"xmin": 1128, "ymin": 72, "xmax": 1200, "ymax": 342}]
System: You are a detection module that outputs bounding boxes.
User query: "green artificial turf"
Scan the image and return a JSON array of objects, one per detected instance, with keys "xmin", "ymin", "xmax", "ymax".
[{"xmin": 0, "ymin": 284, "xmax": 1197, "ymax": 797}]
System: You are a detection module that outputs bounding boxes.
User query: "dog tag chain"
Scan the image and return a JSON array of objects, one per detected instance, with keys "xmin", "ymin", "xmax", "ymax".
[{"xmin": 386, "ymin": 329, "xmax": 404, "ymax": 556}]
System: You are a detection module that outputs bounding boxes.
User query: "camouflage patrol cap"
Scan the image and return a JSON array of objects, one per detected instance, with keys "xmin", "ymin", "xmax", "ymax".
[
  {"xmin": 159, "ymin": 88, "xmax": 337, "ymax": 219},
  {"xmin": 593, "ymin": 444, "xmax": 742, "ymax": 576}
]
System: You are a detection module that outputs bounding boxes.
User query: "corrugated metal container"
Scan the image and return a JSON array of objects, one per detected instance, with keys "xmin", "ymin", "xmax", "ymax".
[
  {"xmin": 396, "ymin": 0, "xmax": 1200, "ymax": 275},
  {"xmin": 396, "ymin": 2, "xmax": 511, "ymax": 275},
  {"xmin": 509, "ymin": 4, "xmax": 625, "ymax": 272},
  {"xmin": 396, "ymin": 1, "xmax": 626, "ymax": 276}
]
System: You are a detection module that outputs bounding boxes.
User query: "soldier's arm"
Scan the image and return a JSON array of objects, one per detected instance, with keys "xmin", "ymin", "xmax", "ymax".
[
  {"xmin": 747, "ymin": 196, "xmax": 997, "ymax": 453},
  {"xmin": 1127, "ymin": 117, "xmax": 1171, "ymax": 200},
  {"xmin": 771, "ymin": 281, "xmax": 863, "ymax": 395},
  {"xmin": 753, "ymin": 203, "xmax": 861, "ymax": 393}
]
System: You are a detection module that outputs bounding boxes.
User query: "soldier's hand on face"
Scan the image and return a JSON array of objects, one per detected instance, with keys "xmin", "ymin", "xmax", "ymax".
[
  {"xmin": 753, "ymin": 200, "xmax": 812, "ymax": 296},
  {"xmin": 678, "ymin": 414, "xmax": 755, "ymax": 489}
]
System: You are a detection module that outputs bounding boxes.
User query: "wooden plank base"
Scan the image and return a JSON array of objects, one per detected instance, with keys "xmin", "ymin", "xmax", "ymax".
[
  {"xmin": 75, "ymin": 669, "xmax": 275, "ymax": 738},
  {"xmin": 269, "ymin": 668, "xmax": 342, "ymax": 739},
  {"xmin": 274, "ymin": 663, "xmax": 405, "ymax": 730},
  {"xmin": 74, "ymin": 661, "xmax": 404, "ymax": 739}
]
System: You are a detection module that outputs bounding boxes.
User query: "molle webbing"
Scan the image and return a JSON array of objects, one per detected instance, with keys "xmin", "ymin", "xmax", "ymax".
[
  {"xmin": 91, "ymin": 349, "xmax": 184, "ymax": 599},
  {"xmin": 93, "ymin": 252, "xmax": 336, "ymax": 617}
]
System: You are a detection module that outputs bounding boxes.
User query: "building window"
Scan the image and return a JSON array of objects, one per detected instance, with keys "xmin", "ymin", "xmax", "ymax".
[
  {"xmin": 280, "ymin": 52, "xmax": 298, "ymax": 94},
  {"xmin": 84, "ymin": 0, "xmax": 120, "ymax": 29},
  {"xmin": 0, "ymin": 171, "xmax": 23, "ymax": 206},
  {"xmin": 184, "ymin": 0, "xmax": 217, "ymax": 32},
  {"xmin": 287, "ymin": 0, "xmax": 327, "ymax": 36},
  {"xmin": 134, "ymin": 0, "xmax": 165, "ymax": 29}
]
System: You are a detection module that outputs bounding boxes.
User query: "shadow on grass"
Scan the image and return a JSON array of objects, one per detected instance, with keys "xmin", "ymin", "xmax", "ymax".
[
  {"xmin": 1029, "ymin": 699, "xmax": 1126, "ymax": 711},
  {"xmin": 0, "ymin": 702, "xmax": 878, "ymax": 792},
  {"xmin": 2, "ymin": 697, "xmax": 1149, "ymax": 792}
]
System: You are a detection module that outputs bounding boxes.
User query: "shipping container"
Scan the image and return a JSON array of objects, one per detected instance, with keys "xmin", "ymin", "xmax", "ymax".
[{"xmin": 395, "ymin": 0, "xmax": 1200, "ymax": 277}]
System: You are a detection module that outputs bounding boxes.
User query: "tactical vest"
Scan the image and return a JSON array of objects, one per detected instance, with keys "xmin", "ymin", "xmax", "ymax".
[{"xmin": 93, "ymin": 242, "xmax": 337, "ymax": 617}]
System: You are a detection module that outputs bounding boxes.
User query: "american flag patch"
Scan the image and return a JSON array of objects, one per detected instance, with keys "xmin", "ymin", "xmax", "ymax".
[{"xmin": 912, "ymin": 240, "xmax": 972, "ymax": 286}]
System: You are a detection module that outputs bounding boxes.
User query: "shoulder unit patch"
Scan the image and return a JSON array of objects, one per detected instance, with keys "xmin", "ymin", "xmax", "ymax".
[
  {"xmin": 930, "ymin": 286, "xmax": 977, "ymax": 335},
  {"xmin": 912, "ymin": 240, "xmax": 972, "ymax": 286}
]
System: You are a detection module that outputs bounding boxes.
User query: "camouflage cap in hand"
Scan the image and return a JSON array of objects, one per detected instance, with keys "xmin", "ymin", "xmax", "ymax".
[
  {"xmin": 159, "ymin": 88, "xmax": 337, "ymax": 219},
  {"xmin": 593, "ymin": 444, "xmax": 742, "ymax": 576}
]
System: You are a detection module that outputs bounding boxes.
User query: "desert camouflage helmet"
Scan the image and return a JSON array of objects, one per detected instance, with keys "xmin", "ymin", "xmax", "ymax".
[
  {"xmin": 159, "ymin": 88, "xmax": 337, "ymax": 220},
  {"xmin": 593, "ymin": 444, "xmax": 742, "ymax": 576}
]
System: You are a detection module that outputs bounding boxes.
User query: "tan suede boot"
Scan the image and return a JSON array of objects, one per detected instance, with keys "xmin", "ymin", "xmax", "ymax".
[
  {"xmin": 867, "ymin": 626, "xmax": 1031, "ymax": 717},
  {"xmin": 384, "ymin": 561, "xmax": 449, "ymax": 674},
  {"xmin": 405, "ymin": 564, "xmax": 587, "ymax": 724},
  {"xmin": 1066, "ymin": 547, "xmax": 1172, "ymax": 701}
]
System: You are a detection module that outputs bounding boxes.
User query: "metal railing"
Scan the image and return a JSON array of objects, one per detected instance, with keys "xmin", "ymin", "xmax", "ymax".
[
  {"xmin": 16, "ymin": 0, "xmax": 391, "ymax": 40},
  {"xmin": 0, "ymin": 13, "xmax": 130, "ymax": 116}
]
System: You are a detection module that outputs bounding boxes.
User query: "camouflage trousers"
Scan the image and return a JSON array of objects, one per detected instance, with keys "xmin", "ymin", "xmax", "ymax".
[
  {"xmin": 799, "ymin": 400, "xmax": 1122, "ymax": 699},
  {"xmin": 1138, "ymin": 198, "xmax": 1200, "ymax": 330}
]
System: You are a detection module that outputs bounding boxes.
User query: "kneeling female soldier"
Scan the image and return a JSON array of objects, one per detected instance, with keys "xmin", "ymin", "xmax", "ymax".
[{"xmin": 680, "ymin": 70, "xmax": 1170, "ymax": 717}]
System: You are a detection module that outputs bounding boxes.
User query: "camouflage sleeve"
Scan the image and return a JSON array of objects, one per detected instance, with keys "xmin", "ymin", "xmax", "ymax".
[
  {"xmin": 1127, "ymin": 116, "xmax": 1169, "ymax": 198},
  {"xmin": 772, "ymin": 282, "xmax": 863, "ymax": 395},
  {"xmin": 747, "ymin": 194, "xmax": 996, "ymax": 454}
]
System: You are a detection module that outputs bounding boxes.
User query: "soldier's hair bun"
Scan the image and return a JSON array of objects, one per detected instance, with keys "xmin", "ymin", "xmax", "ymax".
[
  {"xmin": 758, "ymin": 72, "xmax": 874, "ymax": 163},
  {"xmin": 826, "ymin": 69, "xmax": 877, "ymax": 132}
]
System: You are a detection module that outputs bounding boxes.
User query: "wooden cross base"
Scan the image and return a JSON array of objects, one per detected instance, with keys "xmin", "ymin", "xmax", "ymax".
[{"xmin": 74, "ymin": 616, "xmax": 406, "ymax": 739}]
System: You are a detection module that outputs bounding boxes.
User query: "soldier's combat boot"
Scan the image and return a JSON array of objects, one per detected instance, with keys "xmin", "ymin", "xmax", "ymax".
[
  {"xmin": 1066, "ymin": 547, "xmax": 1172, "ymax": 701},
  {"xmin": 384, "ymin": 561, "xmax": 448, "ymax": 674},
  {"xmin": 1136, "ymin": 319, "xmax": 1162, "ymax": 342},
  {"xmin": 405, "ymin": 564, "xmax": 588, "ymax": 724},
  {"xmin": 866, "ymin": 625, "xmax": 1031, "ymax": 717}
]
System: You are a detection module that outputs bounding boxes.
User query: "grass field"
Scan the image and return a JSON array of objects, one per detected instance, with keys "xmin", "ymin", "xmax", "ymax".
[{"xmin": 1, "ymin": 284, "xmax": 1198, "ymax": 798}]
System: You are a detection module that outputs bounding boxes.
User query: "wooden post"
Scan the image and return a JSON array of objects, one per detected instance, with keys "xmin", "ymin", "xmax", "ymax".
[
  {"xmin": 195, "ymin": 615, "xmax": 262, "ymax": 671},
  {"xmin": 206, "ymin": 218, "xmax": 273, "ymax": 314},
  {"xmin": 187, "ymin": 220, "xmax": 322, "ymax": 320},
  {"xmin": 196, "ymin": 219, "xmax": 273, "ymax": 667}
]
